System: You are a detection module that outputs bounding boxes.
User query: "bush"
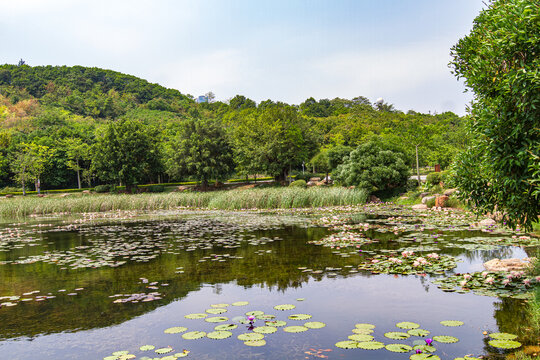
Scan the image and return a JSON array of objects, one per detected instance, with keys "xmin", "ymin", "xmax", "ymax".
[
  {"xmin": 426, "ymin": 170, "xmax": 449, "ymax": 187},
  {"xmin": 289, "ymin": 180, "xmax": 307, "ymax": 188},
  {"xmin": 94, "ymin": 185, "xmax": 113, "ymax": 193},
  {"xmin": 147, "ymin": 185, "xmax": 165, "ymax": 193}
]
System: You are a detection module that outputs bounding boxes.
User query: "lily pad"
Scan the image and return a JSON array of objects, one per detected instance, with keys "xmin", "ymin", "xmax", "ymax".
[
  {"xmin": 245, "ymin": 310, "xmax": 264, "ymax": 316},
  {"xmin": 288, "ymin": 314, "xmax": 312, "ymax": 320},
  {"xmin": 174, "ymin": 350, "xmax": 190, "ymax": 357},
  {"xmin": 385, "ymin": 331, "xmax": 410, "ymax": 340},
  {"xmin": 237, "ymin": 333, "xmax": 265, "ymax": 341},
  {"xmin": 408, "ymin": 329, "xmax": 430, "ymax": 337},
  {"xmin": 488, "ymin": 339, "xmax": 522, "ymax": 349},
  {"xmin": 410, "ymin": 354, "xmax": 441, "ymax": 360},
  {"xmin": 139, "ymin": 345, "xmax": 155, "ymax": 351},
  {"xmin": 244, "ymin": 340, "xmax": 266, "ymax": 347},
  {"xmin": 396, "ymin": 321, "xmax": 420, "ymax": 329},
  {"xmin": 256, "ymin": 314, "xmax": 275, "ymax": 320},
  {"xmin": 266, "ymin": 320, "xmax": 287, "ymax": 327},
  {"xmin": 184, "ymin": 313, "xmax": 207, "ymax": 319},
  {"xmin": 274, "ymin": 304, "xmax": 296, "ymax": 311},
  {"xmin": 211, "ymin": 303, "xmax": 229, "ymax": 307},
  {"xmin": 352, "ymin": 328, "xmax": 374, "ymax": 335},
  {"xmin": 433, "ymin": 335, "xmax": 459, "ymax": 343},
  {"xmin": 253, "ymin": 326, "xmax": 278, "ymax": 334},
  {"xmin": 296, "ymin": 298, "xmax": 305, "ymax": 301},
  {"xmin": 357, "ymin": 341, "xmax": 385, "ymax": 350},
  {"xmin": 413, "ymin": 345, "xmax": 437, "ymax": 352},
  {"xmin": 231, "ymin": 301, "xmax": 249, "ymax": 306},
  {"xmin": 214, "ymin": 324, "xmax": 237, "ymax": 331},
  {"xmin": 386, "ymin": 344, "xmax": 413, "ymax": 353},
  {"xmin": 489, "ymin": 332, "xmax": 518, "ymax": 340},
  {"xmin": 207, "ymin": 330, "xmax": 233, "ymax": 340},
  {"xmin": 283, "ymin": 326, "xmax": 309, "ymax": 333},
  {"xmin": 440, "ymin": 320, "xmax": 464, "ymax": 327},
  {"xmin": 182, "ymin": 331, "xmax": 206, "ymax": 340},
  {"xmin": 348, "ymin": 334, "xmax": 374, "ymax": 342},
  {"xmin": 205, "ymin": 316, "xmax": 228, "ymax": 323},
  {"xmin": 454, "ymin": 357, "xmax": 482, "ymax": 360},
  {"xmin": 164, "ymin": 326, "xmax": 187, "ymax": 334},
  {"xmin": 355, "ymin": 323, "xmax": 376, "ymax": 330},
  {"xmin": 112, "ymin": 351, "xmax": 129, "ymax": 356},
  {"xmin": 335, "ymin": 341, "xmax": 358, "ymax": 349},
  {"xmin": 304, "ymin": 321, "xmax": 326, "ymax": 329},
  {"xmin": 206, "ymin": 308, "xmax": 227, "ymax": 314},
  {"xmin": 155, "ymin": 347, "xmax": 173, "ymax": 354}
]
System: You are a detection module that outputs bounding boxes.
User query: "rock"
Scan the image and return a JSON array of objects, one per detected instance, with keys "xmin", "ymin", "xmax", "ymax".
[
  {"xmin": 398, "ymin": 196, "xmax": 409, "ymax": 200},
  {"xmin": 421, "ymin": 195, "xmax": 436, "ymax": 204},
  {"xmin": 307, "ymin": 181, "xmax": 317, "ymax": 186},
  {"xmin": 479, "ymin": 218, "xmax": 497, "ymax": 226},
  {"xmin": 435, "ymin": 195, "xmax": 449, "ymax": 208},
  {"xmin": 444, "ymin": 188, "xmax": 458, "ymax": 196},
  {"xmin": 82, "ymin": 190, "xmax": 91, "ymax": 194},
  {"xmin": 483, "ymin": 258, "xmax": 534, "ymax": 272},
  {"xmin": 309, "ymin": 177, "xmax": 321, "ymax": 182},
  {"xmin": 412, "ymin": 204, "xmax": 428, "ymax": 210},
  {"xmin": 420, "ymin": 192, "xmax": 430, "ymax": 199},
  {"xmin": 37, "ymin": 194, "xmax": 45, "ymax": 198},
  {"xmin": 176, "ymin": 186, "xmax": 190, "ymax": 192},
  {"xmin": 4, "ymin": 194, "xmax": 13, "ymax": 198},
  {"xmin": 368, "ymin": 195, "xmax": 381, "ymax": 203},
  {"xmin": 60, "ymin": 193, "xmax": 70, "ymax": 198}
]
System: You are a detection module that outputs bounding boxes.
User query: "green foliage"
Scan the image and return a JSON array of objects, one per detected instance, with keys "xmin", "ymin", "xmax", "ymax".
[
  {"xmin": 94, "ymin": 185, "xmax": 112, "ymax": 193},
  {"xmin": 426, "ymin": 171, "xmax": 449, "ymax": 187},
  {"xmin": 146, "ymin": 184, "xmax": 165, "ymax": 193},
  {"xmin": 289, "ymin": 180, "xmax": 307, "ymax": 188},
  {"xmin": 333, "ymin": 140, "xmax": 410, "ymax": 193},
  {"xmin": 450, "ymin": 0, "xmax": 540, "ymax": 230}
]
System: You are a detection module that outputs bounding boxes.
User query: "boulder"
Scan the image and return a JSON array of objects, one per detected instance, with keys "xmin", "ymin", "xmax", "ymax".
[
  {"xmin": 307, "ymin": 181, "xmax": 317, "ymax": 186},
  {"xmin": 444, "ymin": 188, "xmax": 458, "ymax": 196},
  {"xmin": 421, "ymin": 195, "xmax": 436, "ymax": 204},
  {"xmin": 176, "ymin": 186, "xmax": 190, "ymax": 192},
  {"xmin": 60, "ymin": 193, "xmax": 70, "ymax": 198},
  {"xmin": 483, "ymin": 258, "xmax": 534, "ymax": 272},
  {"xmin": 82, "ymin": 190, "xmax": 91, "ymax": 194},
  {"xmin": 309, "ymin": 177, "xmax": 321, "ymax": 182},
  {"xmin": 435, "ymin": 195, "xmax": 449, "ymax": 208},
  {"xmin": 398, "ymin": 196, "xmax": 409, "ymax": 200},
  {"xmin": 368, "ymin": 195, "xmax": 381, "ymax": 203},
  {"xmin": 4, "ymin": 194, "xmax": 13, "ymax": 198},
  {"xmin": 412, "ymin": 204, "xmax": 428, "ymax": 210},
  {"xmin": 420, "ymin": 192, "xmax": 430, "ymax": 199},
  {"xmin": 479, "ymin": 218, "xmax": 497, "ymax": 227}
]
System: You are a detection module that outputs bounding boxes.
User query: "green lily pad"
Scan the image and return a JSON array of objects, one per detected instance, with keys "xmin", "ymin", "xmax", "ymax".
[
  {"xmin": 283, "ymin": 326, "xmax": 309, "ymax": 333},
  {"xmin": 489, "ymin": 332, "xmax": 518, "ymax": 340},
  {"xmin": 355, "ymin": 323, "xmax": 376, "ymax": 330},
  {"xmin": 335, "ymin": 341, "xmax": 358, "ymax": 349},
  {"xmin": 288, "ymin": 314, "xmax": 312, "ymax": 320},
  {"xmin": 237, "ymin": 333, "xmax": 265, "ymax": 341},
  {"xmin": 348, "ymin": 334, "xmax": 374, "ymax": 342},
  {"xmin": 214, "ymin": 323, "xmax": 237, "ymax": 331},
  {"xmin": 413, "ymin": 345, "xmax": 437, "ymax": 352},
  {"xmin": 182, "ymin": 331, "xmax": 206, "ymax": 340},
  {"xmin": 296, "ymin": 298, "xmax": 305, "ymax": 301},
  {"xmin": 357, "ymin": 341, "xmax": 385, "ymax": 350},
  {"xmin": 184, "ymin": 313, "xmax": 207, "ymax": 319},
  {"xmin": 205, "ymin": 316, "xmax": 228, "ymax": 323},
  {"xmin": 155, "ymin": 347, "xmax": 173, "ymax": 354},
  {"xmin": 207, "ymin": 330, "xmax": 233, "ymax": 339},
  {"xmin": 256, "ymin": 314, "xmax": 276, "ymax": 320},
  {"xmin": 440, "ymin": 320, "xmax": 464, "ymax": 327},
  {"xmin": 385, "ymin": 331, "xmax": 410, "ymax": 340},
  {"xmin": 352, "ymin": 328, "xmax": 374, "ymax": 335},
  {"xmin": 396, "ymin": 321, "xmax": 420, "ymax": 329},
  {"xmin": 103, "ymin": 357, "xmax": 118, "ymax": 360},
  {"xmin": 174, "ymin": 350, "xmax": 190, "ymax": 357},
  {"xmin": 139, "ymin": 345, "xmax": 155, "ymax": 351},
  {"xmin": 112, "ymin": 351, "xmax": 129, "ymax": 356},
  {"xmin": 160, "ymin": 356, "xmax": 177, "ymax": 360},
  {"xmin": 304, "ymin": 321, "xmax": 326, "ymax": 329},
  {"xmin": 266, "ymin": 320, "xmax": 286, "ymax": 327},
  {"xmin": 232, "ymin": 316, "xmax": 249, "ymax": 324},
  {"xmin": 164, "ymin": 326, "xmax": 187, "ymax": 334},
  {"xmin": 386, "ymin": 344, "xmax": 413, "ymax": 353},
  {"xmin": 245, "ymin": 310, "xmax": 264, "ymax": 316},
  {"xmin": 433, "ymin": 335, "xmax": 459, "ymax": 343},
  {"xmin": 488, "ymin": 339, "xmax": 522, "ymax": 349},
  {"xmin": 206, "ymin": 308, "xmax": 227, "ymax": 314},
  {"xmin": 410, "ymin": 354, "xmax": 441, "ymax": 360},
  {"xmin": 274, "ymin": 304, "xmax": 295, "ymax": 311},
  {"xmin": 211, "ymin": 303, "xmax": 229, "ymax": 307},
  {"xmin": 454, "ymin": 357, "xmax": 482, "ymax": 360},
  {"xmin": 244, "ymin": 340, "xmax": 266, "ymax": 347},
  {"xmin": 231, "ymin": 301, "xmax": 249, "ymax": 306},
  {"xmin": 253, "ymin": 326, "xmax": 278, "ymax": 334},
  {"xmin": 408, "ymin": 329, "xmax": 430, "ymax": 337}
]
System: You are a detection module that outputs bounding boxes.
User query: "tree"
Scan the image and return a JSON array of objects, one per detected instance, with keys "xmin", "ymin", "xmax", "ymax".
[
  {"xmin": 64, "ymin": 138, "xmax": 90, "ymax": 189},
  {"xmin": 165, "ymin": 118, "xmax": 234, "ymax": 188},
  {"xmin": 91, "ymin": 119, "xmax": 161, "ymax": 191},
  {"xmin": 229, "ymin": 95, "xmax": 256, "ymax": 110},
  {"xmin": 450, "ymin": 0, "xmax": 539, "ymax": 230},
  {"xmin": 333, "ymin": 140, "xmax": 409, "ymax": 194},
  {"xmin": 11, "ymin": 143, "xmax": 55, "ymax": 195}
]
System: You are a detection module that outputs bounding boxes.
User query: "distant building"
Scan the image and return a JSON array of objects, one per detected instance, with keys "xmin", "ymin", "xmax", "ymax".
[{"xmin": 196, "ymin": 95, "xmax": 208, "ymax": 103}]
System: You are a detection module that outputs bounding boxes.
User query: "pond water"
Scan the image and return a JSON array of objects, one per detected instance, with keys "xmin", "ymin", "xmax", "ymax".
[{"xmin": 0, "ymin": 206, "xmax": 537, "ymax": 360}]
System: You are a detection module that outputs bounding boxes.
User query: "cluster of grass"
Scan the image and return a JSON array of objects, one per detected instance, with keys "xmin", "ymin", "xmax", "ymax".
[{"xmin": 0, "ymin": 187, "xmax": 368, "ymax": 218}]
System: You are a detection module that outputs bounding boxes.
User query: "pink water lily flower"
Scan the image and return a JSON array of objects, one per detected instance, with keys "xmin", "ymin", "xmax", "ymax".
[
  {"xmin": 502, "ymin": 279, "xmax": 510, "ymax": 286},
  {"xmin": 481, "ymin": 272, "xmax": 489, "ymax": 278},
  {"xmin": 460, "ymin": 280, "xmax": 468, "ymax": 287},
  {"xmin": 463, "ymin": 274, "xmax": 472, "ymax": 280},
  {"xmin": 523, "ymin": 279, "xmax": 531, "ymax": 286},
  {"xmin": 485, "ymin": 277, "xmax": 495, "ymax": 285}
]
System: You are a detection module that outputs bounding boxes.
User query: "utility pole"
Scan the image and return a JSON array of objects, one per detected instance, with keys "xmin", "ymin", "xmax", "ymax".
[{"xmin": 416, "ymin": 144, "xmax": 421, "ymax": 186}]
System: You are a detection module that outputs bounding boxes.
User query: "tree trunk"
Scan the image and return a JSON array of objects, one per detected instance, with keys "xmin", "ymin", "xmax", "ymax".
[
  {"xmin": 77, "ymin": 160, "xmax": 81, "ymax": 189},
  {"xmin": 416, "ymin": 144, "xmax": 421, "ymax": 186}
]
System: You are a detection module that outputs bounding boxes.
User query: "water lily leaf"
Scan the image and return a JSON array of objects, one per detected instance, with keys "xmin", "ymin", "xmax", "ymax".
[
  {"xmin": 232, "ymin": 316, "xmax": 249, "ymax": 324},
  {"xmin": 174, "ymin": 350, "xmax": 190, "ymax": 357},
  {"xmin": 352, "ymin": 328, "xmax": 374, "ymax": 335},
  {"xmin": 103, "ymin": 356, "xmax": 118, "ymax": 360},
  {"xmin": 396, "ymin": 321, "xmax": 420, "ymax": 329},
  {"xmin": 304, "ymin": 321, "xmax": 326, "ymax": 329},
  {"xmin": 231, "ymin": 301, "xmax": 249, "ymax": 306},
  {"xmin": 211, "ymin": 303, "xmax": 229, "ymax": 307},
  {"xmin": 408, "ymin": 329, "xmax": 430, "ymax": 337},
  {"xmin": 274, "ymin": 304, "xmax": 295, "ymax": 311},
  {"xmin": 205, "ymin": 316, "xmax": 228, "ymax": 323},
  {"xmin": 348, "ymin": 334, "xmax": 374, "ymax": 342},
  {"xmin": 413, "ymin": 345, "xmax": 436, "ymax": 352},
  {"xmin": 386, "ymin": 344, "xmax": 413, "ymax": 353},
  {"xmin": 288, "ymin": 314, "xmax": 312, "ymax": 320},
  {"xmin": 410, "ymin": 354, "xmax": 441, "ymax": 360},
  {"xmin": 440, "ymin": 320, "xmax": 464, "ymax": 327},
  {"xmin": 182, "ymin": 331, "xmax": 206, "ymax": 340},
  {"xmin": 385, "ymin": 331, "xmax": 410, "ymax": 340},
  {"xmin": 214, "ymin": 324, "xmax": 237, "ymax": 331},
  {"xmin": 256, "ymin": 314, "xmax": 275, "ymax": 320},
  {"xmin": 184, "ymin": 313, "xmax": 207, "ymax": 319},
  {"xmin": 155, "ymin": 347, "xmax": 173, "ymax": 354},
  {"xmin": 335, "ymin": 341, "xmax": 358, "ymax": 349},
  {"xmin": 355, "ymin": 323, "xmax": 376, "ymax": 330},
  {"xmin": 238, "ymin": 333, "xmax": 264, "ymax": 341},
  {"xmin": 296, "ymin": 298, "xmax": 305, "ymax": 301},
  {"xmin": 283, "ymin": 326, "xmax": 309, "ymax": 333},
  {"xmin": 454, "ymin": 357, "xmax": 482, "ymax": 360},
  {"xmin": 206, "ymin": 308, "xmax": 227, "ymax": 314},
  {"xmin": 139, "ymin": 345, "xmax": 155, "ymax": 351},
  {"xmin": 207, "ymin": 330, "xmax": 233, "ymax": 340},
  {"xmin": 245, "ymin": 310, "xmax": 264, "ymax": 316},
  {"xmin": 488, "ymin": 339, "xmax": 522, "ymax": 349},
  {"xmin": 433, "ymin": 335, "xmax": 459, "ymax": 343},
  {"xmin": 244, "ymin": 340, "xmax": 266, "ymax": 347},
  {"xmin": 253, "ymin": 326, "xmax": 278, "ymax": 334},
  {"xmin": 357, "ymin": 341, "xmax": 385, "ymax": 350},
  {"xmin": 489, "ymin": 332, "xmax": 518, "ymax": 340},
  {"xmin": 112, "ymin": 351, "xmax": 129, "ymax": 356},
  {"xmin": 266, "ymin": 320, "xmax": 287, "ymax": 327},
  {"xmin": 160, "ymin": 356, "xmax": 176, "ymax": 360},
  {"xmin": 164, "ymin": 326, "xmax": 187, "ymax": 334}
]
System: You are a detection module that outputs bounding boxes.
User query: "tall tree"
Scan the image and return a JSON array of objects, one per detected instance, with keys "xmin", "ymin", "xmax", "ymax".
[
  {"xmin": 11, "ymin": 143, "xmax": 55, "ymax": 195},
  {"xmin": 64, "ymin": 138, "xmax": 90, "ymax": 189}
]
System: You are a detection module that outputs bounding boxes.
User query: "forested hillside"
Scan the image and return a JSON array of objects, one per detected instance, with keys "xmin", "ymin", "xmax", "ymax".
[{"xmin": 0, "ymin": 64, "xmax": 468, "ymax": 192}]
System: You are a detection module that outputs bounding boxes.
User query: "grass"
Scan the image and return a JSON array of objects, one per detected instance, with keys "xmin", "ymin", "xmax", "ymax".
[{"xmin": 0, "ymin": 187, "xmax": 368, "ymax": 218}]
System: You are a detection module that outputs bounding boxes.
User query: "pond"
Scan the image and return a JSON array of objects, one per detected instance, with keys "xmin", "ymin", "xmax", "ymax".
[{"xmin": 0, "ymin": 205, "xmax": 537, "ymax": 360}]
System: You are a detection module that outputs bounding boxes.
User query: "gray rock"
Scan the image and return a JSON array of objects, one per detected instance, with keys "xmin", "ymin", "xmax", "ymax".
[
  {"xmin": 412, "ymin": 204, "xmax": 428, "ymax": 210},
  {"xmin": 421, "ymin": 196, "xmax": 436, "ymax": 204}
]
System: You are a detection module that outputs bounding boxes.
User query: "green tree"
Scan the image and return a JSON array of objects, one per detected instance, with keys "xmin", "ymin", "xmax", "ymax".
[
  {"xmin": 11, "ymin": 143, "xmax": 55, "ymax": 195},
  {"xmin": 64, "ymin": 138, "xmax": 90, "ymax": 189},
  {"xmin": 450, "ymin": 0, "xmax": 539, "ymax": 230},
  {"xmin": 165, "ymin": 118, "xmax": 234, "ymax": 188},
  {"xmin": 91, "ymin": 119, "xmax": 161, "ymax": 191}
]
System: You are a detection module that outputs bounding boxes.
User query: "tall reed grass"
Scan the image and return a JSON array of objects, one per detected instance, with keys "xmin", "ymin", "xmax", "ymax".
[{"xmin": 0, "ymin": 187, "xmax": 368, "ymax": 218}]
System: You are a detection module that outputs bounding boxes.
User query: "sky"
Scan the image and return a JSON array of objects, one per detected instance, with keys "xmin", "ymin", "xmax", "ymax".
[{"xmin": 0, "ymin": 0, "xmax": 486, "ymax": 115}]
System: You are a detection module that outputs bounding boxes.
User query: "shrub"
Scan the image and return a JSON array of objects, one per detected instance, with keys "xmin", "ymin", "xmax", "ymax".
[
  {"xmin": 147, "ymin": 185, "xmax": 165, "ymax": 193},
  {"xmin": 94, "ymin": 185, "xmax": 112, "ymax": 193},
  {"xmin": 289, "ymin": 180, "xmax": 307, "ymax": 188},
  {"xmin": 426, "ymin": 170, "xmax": 450, "ymax": 187}
]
